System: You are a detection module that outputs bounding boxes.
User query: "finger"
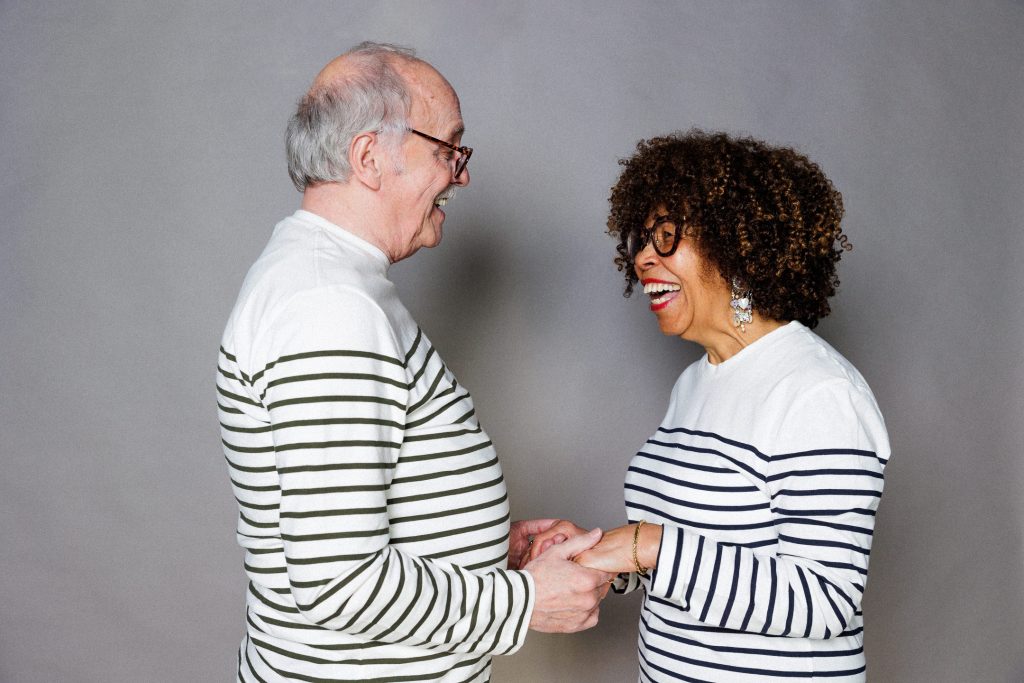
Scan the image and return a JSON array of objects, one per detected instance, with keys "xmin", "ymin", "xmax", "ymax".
[
  {"xmin": 538, "ymin": 538, "xmax": 557, "ymax": 554},
  {"xmin": 530, "ymin": 524, "xmax": 572, "ymax": 548},
  {"xmin": 525, "ymin": 544, "xmax": 541, "ymax": 563},
  {"xmin": 520, "ymin": 518, "xmax": 560, "ymax": 535},
  {"xmin": 549, "ymin": 527, "xmax": 602, "ymax": 560}
]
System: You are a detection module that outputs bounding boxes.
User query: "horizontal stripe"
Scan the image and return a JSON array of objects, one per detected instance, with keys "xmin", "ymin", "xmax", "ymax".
[
  {"xmin": 390, "ymin": 494, "xmax": 508, "ymax": 526},
  {"xmin": 280, "ymin": 506, "xmax": 387, "ymax": 519},
  {"xmin": 388, "ymin": 475, "xmax": 504, "ymax": 505},
  {"xmin": 222, "ymin": 417, "xmax": 403, "ymax": 434},
  {"xmin": 767, "ymin": 468, "xmax": 883, "ymax": 482},
  {"xmin": 266, "ymin": 394, "xmax": 405, "ymax": 411},
  {"xmin": 647, "ymin": 439, "xmax": 765, "ymax": 482},
  {"xmin": 641, "ymin": 612, "xmax": 864, "ymax": 658},
  {"xmin": 218, "ymin": 385, "xmax": 262, "ymax": 407},
  {"xmin": 255, "ymin": 349, "xmax": 404, "ymax": 383},
  {"xmin": 641, "ymin": 631, "xmax": 866, "ymax": 678},
  {"xmin": 276, "ymin": 457, "xmax": 398, "ymax": 473},
  {"xmin": 391, "ymin": 513, "xmax": 511, "ymax": 545},
  {"xmin": 627, "ymin": 500, "xmax": 778, "ymax": 533},
  {"xmin": 281, "ymin": 527, "xmax": 389, "ymax": 543},
  {"xmin": 626, "ymin": 482, "xmax": 769, "ymax": 512},
  {"xmin": 629, "ymin": 465, "xmax": 761, "ymax": 492},
  {"xmin": 772, "ymin": 488, "xmax": 881, "ymax": 499},
  {"xmin": 390, "ymin": 456, "xmax": 498, "ymax": 486},
  {"xmin": 657, "ymin": 426, "xmax": 770, "ymax": 463}
]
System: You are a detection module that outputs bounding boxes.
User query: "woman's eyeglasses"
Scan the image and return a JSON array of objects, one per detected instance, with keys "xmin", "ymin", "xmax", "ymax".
[{"xmin": 627, "ymin": 216, "xmax": 683, "ymax": 260}]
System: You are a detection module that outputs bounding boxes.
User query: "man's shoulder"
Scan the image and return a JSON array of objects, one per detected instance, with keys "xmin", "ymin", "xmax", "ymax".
[
  {"xmin": 236, "ymin": 213, "xmax": 394, "ymax": 312},
  {"xmin": 221, "ymin": 215, "xmax": 421, "ymax": 372}
]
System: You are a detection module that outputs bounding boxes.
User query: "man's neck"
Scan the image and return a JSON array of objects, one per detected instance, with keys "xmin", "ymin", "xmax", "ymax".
[{"xmin": 301, "ymin": 184, "xmax": 393, "ymax": 257}]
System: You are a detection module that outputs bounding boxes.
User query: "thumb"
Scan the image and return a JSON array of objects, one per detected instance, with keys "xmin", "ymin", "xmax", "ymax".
[{"xmin": 549, "ymin": 527, "xmax": 602, "ymax": 559}]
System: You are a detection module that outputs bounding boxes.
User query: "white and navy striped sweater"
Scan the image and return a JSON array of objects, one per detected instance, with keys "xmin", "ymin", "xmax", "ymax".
[
  {"xmin": 217, "ymin": 210, "xmax": 533, "ymax": 682},
  {"xmin": 617, "ymin": 321, "xmax": 889, "ymax": 682}
]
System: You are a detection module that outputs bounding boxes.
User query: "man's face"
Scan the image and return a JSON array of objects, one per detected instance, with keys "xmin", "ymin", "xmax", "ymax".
[{"xmin": 382, "ymin": 63, "xmax": 470, "ymax": 262}]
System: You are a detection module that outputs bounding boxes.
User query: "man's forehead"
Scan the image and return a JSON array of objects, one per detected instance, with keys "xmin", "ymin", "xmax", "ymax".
[{"xmin": 399, "ymin": 62, "xmax": 463, "ymax": 137}]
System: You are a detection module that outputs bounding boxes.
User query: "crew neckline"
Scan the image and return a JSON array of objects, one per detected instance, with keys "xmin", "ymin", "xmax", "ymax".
[
  {"xmin": 701, "ymin": 320, "xmax": 804, "ymax": 375},
  {"xmin": 292, "ymin": 209, "xmax": 390, "ymax": 268}
]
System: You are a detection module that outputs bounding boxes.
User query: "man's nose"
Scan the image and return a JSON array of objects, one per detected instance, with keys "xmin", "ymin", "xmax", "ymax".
[{"xmin": 453, "ymin": 167, "xmax": 470, "ymax": 187}]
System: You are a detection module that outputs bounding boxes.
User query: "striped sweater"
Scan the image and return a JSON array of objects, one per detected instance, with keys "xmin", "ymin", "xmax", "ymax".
[
  {"xmin": 216, "ymin": 210, "xmax": 533, "ymax": 682},
  {"xmin": 617, "ymin": 321, "xmax": 889, "ymax": 682}
]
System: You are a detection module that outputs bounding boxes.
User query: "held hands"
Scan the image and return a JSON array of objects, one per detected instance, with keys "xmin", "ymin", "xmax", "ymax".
[
  {"xmin": 508, "ymin": 519, "xmax": 563, "ymax": 570},
  {"xmin": 524, "ymin": 528, "xmax": 614, "ymax": 633},
  {"xmin": 520, "ymin": 520, "xmax": 663, "ymax": 575},
  {"xmin": 519, "ymin": 519, "xmax": 590, "ymax": 567}
]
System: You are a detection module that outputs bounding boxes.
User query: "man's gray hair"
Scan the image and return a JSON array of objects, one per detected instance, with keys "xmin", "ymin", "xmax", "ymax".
[{"xmin": 285, "ymin": 42, "xmax": 418, "ymax": 191}]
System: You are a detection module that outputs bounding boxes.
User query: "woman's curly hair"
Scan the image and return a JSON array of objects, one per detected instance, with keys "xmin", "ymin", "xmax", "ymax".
[{"xmin": 607, "ymin": 130, "xmax": 851, "ymax": 328}]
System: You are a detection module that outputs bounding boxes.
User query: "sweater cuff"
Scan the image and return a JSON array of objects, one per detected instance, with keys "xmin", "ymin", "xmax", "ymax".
[
  {"xmin": 498, "ymin": 569, "xmax": 535, "ymax": 655},
  {"xmin": 649, "ymin": 525, "xmax": 691, "ymax": 605}
]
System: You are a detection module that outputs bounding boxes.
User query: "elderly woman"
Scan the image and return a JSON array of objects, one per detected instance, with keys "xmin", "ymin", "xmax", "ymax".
[{"xmin": 531, "ymin": 131, "xmax": 889, "ymax": 681}]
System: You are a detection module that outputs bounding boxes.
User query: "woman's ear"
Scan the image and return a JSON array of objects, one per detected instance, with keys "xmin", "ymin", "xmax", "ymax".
[{"xmin": 349, "ymin": 131, "xmax": 383, "ymax": 191}]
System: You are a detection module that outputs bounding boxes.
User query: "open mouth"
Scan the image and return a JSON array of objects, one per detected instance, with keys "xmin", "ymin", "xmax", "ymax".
[
  {"xmin": 643, "ymin": 280, "xmax": 680, "ymax": 306},
  {"xmin": 434, "ymin": 186, "xmax": 456, "ymax": 207}
]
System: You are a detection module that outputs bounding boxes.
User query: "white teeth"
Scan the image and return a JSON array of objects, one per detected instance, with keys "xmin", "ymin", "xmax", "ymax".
[
  {"xmin": 643, "ymin": 282, "xmax": 681, "ymax": 295},
  {"xmin": 434, "ymin": 187, "xmax": 456, "ymax": 207}
]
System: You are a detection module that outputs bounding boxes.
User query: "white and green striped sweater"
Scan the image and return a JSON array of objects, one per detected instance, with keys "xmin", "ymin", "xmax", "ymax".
[{"xmin": 217, "ymin": 210, "xmax": 533, "ymax": 682}]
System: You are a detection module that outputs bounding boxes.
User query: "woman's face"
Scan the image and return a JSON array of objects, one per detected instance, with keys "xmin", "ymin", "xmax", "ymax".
[{"xmin": 632, "ymin": 211, "xmax": 731, "ymax": 343}]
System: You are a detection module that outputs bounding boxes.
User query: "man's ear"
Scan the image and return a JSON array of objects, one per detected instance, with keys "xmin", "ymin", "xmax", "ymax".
[{"xmin": 349, "ymin": 131, "xmax": 383, "ymax": 190}]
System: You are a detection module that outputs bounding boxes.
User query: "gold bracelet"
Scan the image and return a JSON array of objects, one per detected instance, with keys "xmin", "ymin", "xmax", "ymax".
[{"xmin": 632, "ymin": 520, "xmax": 649, "ymax": 576}]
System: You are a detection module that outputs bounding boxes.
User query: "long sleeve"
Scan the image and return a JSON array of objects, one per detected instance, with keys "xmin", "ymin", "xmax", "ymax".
[
  {"xmin": 611, "ymin": 571, "xmax": 642, "ymax": 595},
  {"xmin": 231, "ymin": 286, "xmax": 532, "ymax": 656},
  {"xmin": 646, "ymin": 381, "xmax": 886, "ymax": 639}
]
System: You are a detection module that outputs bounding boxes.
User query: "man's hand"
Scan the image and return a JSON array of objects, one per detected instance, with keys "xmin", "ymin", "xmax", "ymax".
[
  {"xmin": 524, "ymin": 528, "xmax": 613, "ymax": 633},
  {"xmin": 508, "ymin": 519, "xmax": 561, "ymax": 570}
]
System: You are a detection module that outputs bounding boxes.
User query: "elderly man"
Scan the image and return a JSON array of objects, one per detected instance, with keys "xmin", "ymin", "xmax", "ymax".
[{"xmin": 216, "ymin": 42, "xmax": 610, "ymax": 682}]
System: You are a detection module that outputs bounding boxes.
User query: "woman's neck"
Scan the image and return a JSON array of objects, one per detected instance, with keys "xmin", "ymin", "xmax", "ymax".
[{"xmin": 698, "ymin": 316, "xmax": 787, "ymax": 365}]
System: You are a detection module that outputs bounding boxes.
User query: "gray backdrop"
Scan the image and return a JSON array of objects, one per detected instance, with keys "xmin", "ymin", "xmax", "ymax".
[{"xmin": 2, "ymin": 2, "xmax": 1022, "ymax": 681}]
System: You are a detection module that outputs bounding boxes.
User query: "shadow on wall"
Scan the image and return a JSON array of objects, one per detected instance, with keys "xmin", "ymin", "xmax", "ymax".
[{"xmin": 393, "ymin": 212, "xmax": 518, "ymax": 376}]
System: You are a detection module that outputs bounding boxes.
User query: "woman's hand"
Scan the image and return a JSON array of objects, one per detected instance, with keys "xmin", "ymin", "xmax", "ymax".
[
  {"xmin": 508, "ymin": 519, "xmax": 562, "ymax": 570},
  {"xmin": 519, "ymin": 520, "xmax": 591, "ymax": 567},
  {"xmin": 575, "ymin": 523, "xmax": 663, "ymax": 574}
]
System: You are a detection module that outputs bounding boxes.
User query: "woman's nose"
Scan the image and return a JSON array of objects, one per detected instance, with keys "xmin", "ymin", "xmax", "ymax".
[{"xmin": 634, "ymin": 242, "xmax": 657, "ymax": 274}]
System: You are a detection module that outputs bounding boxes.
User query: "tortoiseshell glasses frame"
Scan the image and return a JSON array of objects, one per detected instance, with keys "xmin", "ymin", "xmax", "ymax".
[{"xmin": 408, "ymin": 128, "xmax": 472, "ymax": 180}]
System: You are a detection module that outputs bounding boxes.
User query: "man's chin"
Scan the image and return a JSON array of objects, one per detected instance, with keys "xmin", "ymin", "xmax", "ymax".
[{"xmin": 423, "ymin": 215, "xmax": 443, "ymax": 248}]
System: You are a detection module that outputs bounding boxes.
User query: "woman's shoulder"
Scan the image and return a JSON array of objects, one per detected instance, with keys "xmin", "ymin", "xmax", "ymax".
[
  {"xmin": 763, "ymin": 326, "xmax": 889, "ymax": 459},
  {"xmin": 768, "ymin": 323, "xmax": 874, "ymax": 396}
]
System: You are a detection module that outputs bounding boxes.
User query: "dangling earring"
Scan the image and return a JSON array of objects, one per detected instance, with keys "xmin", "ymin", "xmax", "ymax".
[{"xmin": 730, "ymin": 277, "xmax": 753, "ymax": 332}]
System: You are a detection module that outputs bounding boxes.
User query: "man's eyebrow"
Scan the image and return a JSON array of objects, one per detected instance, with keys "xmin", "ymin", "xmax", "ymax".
[{"xmin": 446, "ymin": 124, "xmax": 465, "ymax": 142}]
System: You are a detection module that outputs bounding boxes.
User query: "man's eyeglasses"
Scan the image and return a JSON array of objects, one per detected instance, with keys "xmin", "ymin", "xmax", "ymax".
[
  {"xmin": 626, "ymin": 216, "xmax": 683, "ymax": 260},
  {"xmin": 408, "ymin": 128, "xmax": 472, "ymax": 180}
]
